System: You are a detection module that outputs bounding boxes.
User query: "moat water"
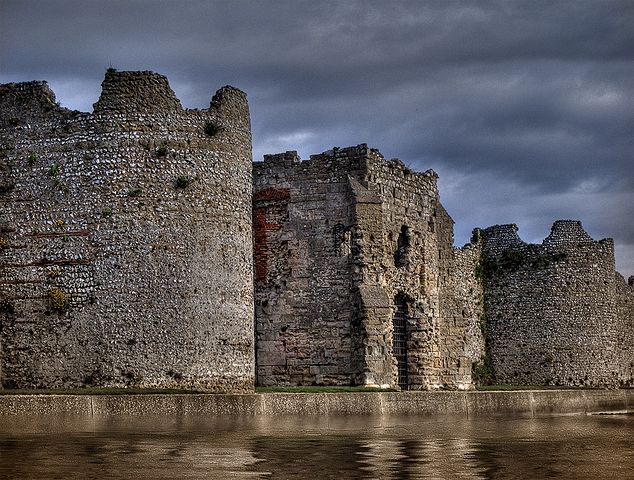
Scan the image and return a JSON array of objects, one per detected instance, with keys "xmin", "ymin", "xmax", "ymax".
[{"xmin": 0, "ymin": 414, "xmax": 632, "ymax": 479}]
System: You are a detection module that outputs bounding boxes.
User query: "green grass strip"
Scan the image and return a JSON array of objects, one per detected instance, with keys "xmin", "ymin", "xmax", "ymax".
[
  {"xmin": 255, "ymin": 386, "xmax": 394, "ymax": 393},
  {"xmin": 0, "ymin": 387, "xmax": 204, "ymax": 395}
]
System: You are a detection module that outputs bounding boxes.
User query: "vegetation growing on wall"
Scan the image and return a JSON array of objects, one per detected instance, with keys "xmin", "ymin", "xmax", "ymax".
[
  {"xmin": 0, "ymin": 182, "xmax": 15, "ymax": 194},
  {"xmin": 48, "ymin": 287, "xmax": 70, "ymax": 312},
  {"xmin": 0, "ymin": 297, "xmax": 15, "ymax": 316},
  {"xmin": 472, "ymin": 353, "xmax": 494, "ymax": 385},
  {"xmin": 174, "ymin": 175, "xmax": 192, "ymax": 189},
  {"xmin": 155, "ymin": 144, "xmax": 168, "ymax": 157}
]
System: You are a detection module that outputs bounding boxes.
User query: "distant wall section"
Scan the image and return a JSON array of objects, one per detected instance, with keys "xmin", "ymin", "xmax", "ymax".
[{"xmin": 479, "ymin": 220, "xmax": 627, "ymax": 388}]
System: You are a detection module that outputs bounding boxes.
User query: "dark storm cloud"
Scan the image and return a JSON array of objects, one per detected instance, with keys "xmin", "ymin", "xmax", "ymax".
[{"xmin": 1, "ymin": 0, "xmax": 632, "ymax": 274}]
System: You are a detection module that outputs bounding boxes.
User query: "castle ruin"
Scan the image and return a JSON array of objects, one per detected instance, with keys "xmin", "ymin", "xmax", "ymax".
[{"xmin": 1, "ymin": 71, "xmax": 632, "ymax": 392}]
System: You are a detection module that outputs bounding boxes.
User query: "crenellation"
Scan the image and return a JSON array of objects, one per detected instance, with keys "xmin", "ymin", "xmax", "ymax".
[
  {"xmin": 542, "ymin": 219, "xmax": 596, "ymax": 247},
  {"xmin": 0, "ymin": 81, "xmax": 72, "ymax": 130},
  {"xmin": 92, "ymin": 70, "xmax": 183, "ymax": 114}
]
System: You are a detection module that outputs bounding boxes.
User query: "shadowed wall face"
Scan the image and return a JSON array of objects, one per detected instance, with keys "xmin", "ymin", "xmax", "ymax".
[{"xmin": 0, "ymin": 71, "xmax": 254, "ymax": 392}]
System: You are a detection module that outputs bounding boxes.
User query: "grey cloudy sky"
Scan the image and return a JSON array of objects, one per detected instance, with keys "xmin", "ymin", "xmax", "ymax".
[{"xmin": 1, "ymin": 0, "xmax": 633, "ymax": 276}]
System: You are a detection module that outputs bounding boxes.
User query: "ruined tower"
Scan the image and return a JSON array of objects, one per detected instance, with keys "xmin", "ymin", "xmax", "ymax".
[
  {"xmin": 477, "ymin": 221, "xmax": 634, "ymax": 388},
  {"xmin": 0, "ymin": 70, "xmax": 254, "ymax": 391}
]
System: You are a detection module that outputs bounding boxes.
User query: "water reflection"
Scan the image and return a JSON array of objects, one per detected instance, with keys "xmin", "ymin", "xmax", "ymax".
[{"xmin": 0, "ymin": 415, "xmax": 632, "ymax": 479}]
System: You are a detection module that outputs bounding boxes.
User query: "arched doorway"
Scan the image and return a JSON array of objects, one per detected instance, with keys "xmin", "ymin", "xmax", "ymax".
[{"xmin": 393, "ymin": 294, "xmax": 409, "ymax": 390}]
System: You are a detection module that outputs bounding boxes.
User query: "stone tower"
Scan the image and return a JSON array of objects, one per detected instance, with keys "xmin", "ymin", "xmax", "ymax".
[
  {"xmin": 0, "ymin": 70, "xmax": 254, "ymax": 392},
  {"xmin": 477, "ymin": 220, "xmax": 633, "ymax": 388},
  {"xmin": 253, "ymin": 145, "xmax": 483, "ymax": 390}
]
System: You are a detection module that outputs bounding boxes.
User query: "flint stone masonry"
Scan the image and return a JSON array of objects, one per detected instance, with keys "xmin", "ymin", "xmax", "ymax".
[
  {"xmin": 253, "ymin": 145, "xmax": 483, "ymax": 390},
  {"xmin": 477, "ymin": 220, "xmax": 634, "ymax": 388},
  {"xmin": 1, "ymin": 70, "xmax": 632, "ymax": 394},
  {"xmin": 0, "ymin": 71, "xmax": 254, "ymax": 392}
]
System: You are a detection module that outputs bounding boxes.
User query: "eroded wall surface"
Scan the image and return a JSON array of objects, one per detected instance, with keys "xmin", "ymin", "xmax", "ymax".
[
  {"xmin": 479, "ymin": 220, "xmax": 631, "ymax": 388},
  {"xmin": 0, "ymin": 70, "xmax": 254, "ymax": 391},
  {"xmin": 616, "ymin": 274, "xmax": 634, "ymax": 386},
  {"xmin": 253, "ymin": 145, "xmax": 481, "ymax": 389}
]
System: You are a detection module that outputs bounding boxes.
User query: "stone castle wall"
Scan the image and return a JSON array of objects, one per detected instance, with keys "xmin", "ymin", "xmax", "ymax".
[
  {"xmin": 253, "ymin": 149, "xmax": 360, "ymax": 386},
  {"xmin": 1, "ymin": 70, "xmax": 630, "ymax": 392},
  {"xmin": 0, "ymin": 71, "xmax": 254, "ymax": 392},
  {"xmin": 478, "ymin": 220, "xmax": 631, "ymax": 388},
  {"xmin": 616, "ymin": 274, "xmax": 634, "ymax": 386},
  {"xmin": 253, "ymin": 145, "xmax": 481, "ymax": 389}
]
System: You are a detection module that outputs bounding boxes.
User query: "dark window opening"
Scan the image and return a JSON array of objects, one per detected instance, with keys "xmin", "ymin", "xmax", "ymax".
[
  {"xmin": 393, "ymin": 295, "xmax": 409, "ymax": 390},
  {"xmin": 394, "ymin": 225, "xmax": 410, "ymax": 268}
]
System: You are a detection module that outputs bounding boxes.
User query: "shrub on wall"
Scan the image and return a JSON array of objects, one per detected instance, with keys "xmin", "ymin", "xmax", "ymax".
[
  {"xmin": 472, "ymin": 354, "xmax": 494, "ymax": 386},
  {"xmin": 48, "ymin": 287, "xmax": 70, "ymax": 312},
  {"xmin": 174, "ymin": 175, "xmax": 191, "ymax": 189}
]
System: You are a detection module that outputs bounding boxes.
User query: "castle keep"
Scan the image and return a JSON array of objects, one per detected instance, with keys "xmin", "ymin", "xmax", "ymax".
[
  {"xmin": 253, "ymin": 146, "xmax": 483, "ymax": 389},
  {"xmin": 1, "ymin": 71, "xmax": 632, "ymax": 392}
]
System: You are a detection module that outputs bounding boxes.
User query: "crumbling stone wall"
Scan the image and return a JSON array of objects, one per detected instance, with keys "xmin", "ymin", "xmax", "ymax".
[
  {"xmin": 253, "ymin": 145, "xmax": 480, "ymax": 389},
  {"xmin": 616, "ymin": 274, "xmax": 634, "ymax": 386},
  {"xmin": 436, "ymin": 210, "xmax": 485, "ymax": 387},
  {"xmin": 0, "ymin": 70, "xmax": 254, "ymax": 392},
  {"xmin": 478, "ymin": 220, "xmax": 630, "ymax": 388},
  {"xmin": 253, "ymin": 149, "xmax": 360, "ymax": 386}
]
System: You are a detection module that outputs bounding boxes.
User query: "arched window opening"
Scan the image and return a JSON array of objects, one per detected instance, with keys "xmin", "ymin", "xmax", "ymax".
[{"xmin": 394, "ymin": 225, "xmax": 410, "ymax": 268}]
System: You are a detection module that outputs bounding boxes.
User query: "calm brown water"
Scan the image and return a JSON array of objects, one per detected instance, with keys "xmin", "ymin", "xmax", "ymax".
[{"xmin": 0, "ymin": 414, "xmax": 632, "ymax": 479}]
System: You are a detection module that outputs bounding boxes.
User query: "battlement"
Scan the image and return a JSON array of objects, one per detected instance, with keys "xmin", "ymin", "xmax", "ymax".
[
  {"xmin": 0, "ymin": 80, "xmax": 68, "ymax": 127},
  {"xmin": 543, "ymin": 219, "xmax": 603, "ymax": 247},
  {"xmin": 262, "ymin": 150, "xmax": 301, "ymax": 167},
  {"xmin": 1, "ymin": 71, "xmax": 250, "ymax": 131},
  {"xmin": 256, "ymin": 144, "xmax": 438, "ymax": 197},
  {"xmin": 478, "ymin": 224, "xmax": 525, "ymax": 253},
  {"xmin": 478, "ymin": 220, "xmax": 613, "ymax": 256},
  {"xmin": 92, "ymin": 70, "xmax": 182, "ymax": 114}
]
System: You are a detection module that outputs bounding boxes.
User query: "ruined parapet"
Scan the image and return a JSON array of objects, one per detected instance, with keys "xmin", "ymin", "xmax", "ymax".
[
  {"xmin": 478, "ymin": 220, "xmax": 624, "ymax": 388},
  {"xmin": 479, "ymin": 224, "xmax": 526, "ymax": 254},
  {"xmin": 92, "ymin": 70, "xmax": 182, "ymax": 114},
  {"xmin": 0, "ymin": 81, "xmax": 73, "ymax": 129},
  {"xmin": 542, "ymin": 219, "xmax": 595, "ymax": 247},
  {"xmin": 0, "ymin": 70, "xmax": 254, "ymax": 392}
]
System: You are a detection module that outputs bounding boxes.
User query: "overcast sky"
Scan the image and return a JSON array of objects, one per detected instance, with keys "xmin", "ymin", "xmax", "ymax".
[{"xmin": 1, "ymin": 0, "xmax": 633, "ymax": 276}]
